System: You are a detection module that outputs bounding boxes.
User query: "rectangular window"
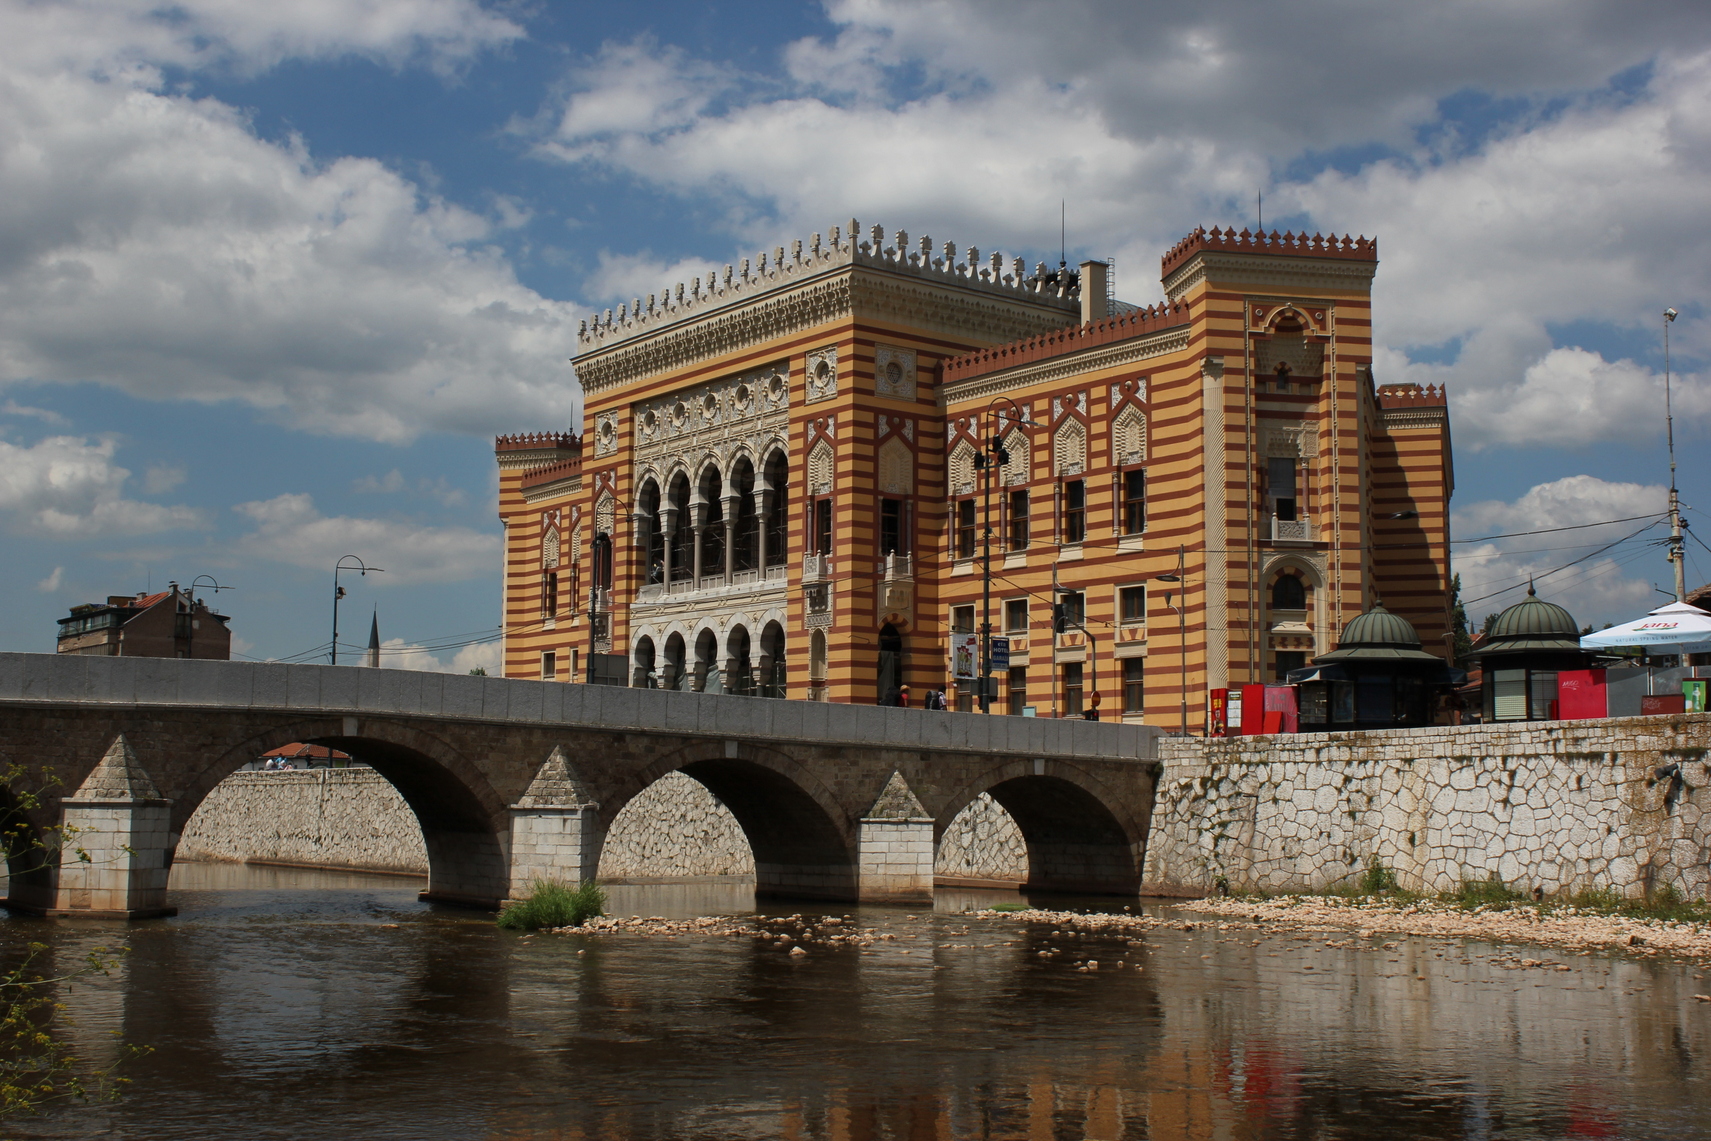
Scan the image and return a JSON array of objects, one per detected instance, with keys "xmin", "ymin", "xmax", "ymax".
[
  {"xmin": 1063, "ymin": 480, "xmax": 1086, "ymax": 543},
  {"xmin": 951, "ymin": 605, "xmax": 975, "ymax": 634},
  {"xmin": 1118, "ymin": 585, "xmax": 1145, "ymax": 625},
  {"xmin": 1123, "ymin": 659, "xmax": 1145, "ymax": 713},
  {"xmin": 880, "ymin": 498, "xmax": 903, "ymax": 555},
  {"xmin": 1008, "ymin": 666, "xmax": 1028, "ymax": 715},
  {"xmin": 1275, "ymin": 650, "xmax": 1307, "ymax": 681},
  {"xmin": 815, "ymin": 498, "xmax": 833, "ymax": 555},
  {"xmin": 1268, "ymin": 457, "xmax": 1298, "ymax": 522},
  {"xmin": 956, "ymin": 498, "xmax": 977, "ymax": 559},
  {"xmin": 1004, "ymin": 598, "xmax": 1028, "ymax": 633},
  {"xmin": 1057, "ymin": 590, "xmax": 1085, "ymax": 629},
  {"xmin": 543, "ymin": 571, "xmax": 558, "ymax": 618},
  {"xmin": 1528, "ymin": 670, "xmax": 1559, "ymax": 720},
  {"xmin": 1062, "ymin": 662, "xmax": 1084, "ymax": 716},
  {"xmin": 1493, "ymin": 669, "xmax": 1527, "ymax": 720},
  {"xmin": 541, "ymin": 651, "xmax": 556, "ymax": 681},
  {"xmin": 1008, "ymin": 489, "xmax": 1030, "ymax": 551},
  {"xmin": 1123, "ymin": 469, "xmax": 1147, "ymax": 534}
]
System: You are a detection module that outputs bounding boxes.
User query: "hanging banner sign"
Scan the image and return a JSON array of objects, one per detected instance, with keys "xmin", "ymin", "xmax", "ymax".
[
  {"xmin": 990, "ymin": 636, "xmax": 1011, "ymax": 671},
  {"xmin": 952, "ymin": 632, "xmax": 979, "ymax": 680}
]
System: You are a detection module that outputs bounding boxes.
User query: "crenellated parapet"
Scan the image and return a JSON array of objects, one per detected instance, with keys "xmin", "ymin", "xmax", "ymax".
[
  {"xmin": 575, "ymin": 218, "xmax": 1081, "ymax": 355},
  {"xmin": 941, "ymin": 301, "xmax": 1193, "ymax": 386},
  {"xmin": 495, "ymin": 432, "xmax": 580, "ymax": 453},
  {"xmin": 1161, "ymin": 226, "xmax": 1378, "ymax": 280},
  {"xmin": 1376, "ymin": 383, "xmax": 1447, "ymax": 408}
]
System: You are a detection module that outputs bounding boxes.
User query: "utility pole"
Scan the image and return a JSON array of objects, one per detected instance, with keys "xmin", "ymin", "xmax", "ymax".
[{"xmin": 1665, "ymin": 308, "xmax": 1686, "ymax": 601}]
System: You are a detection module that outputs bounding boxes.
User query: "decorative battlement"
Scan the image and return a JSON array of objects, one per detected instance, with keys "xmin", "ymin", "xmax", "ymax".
[
  {"xmin": 1161, "ymin": 227, "xmax": 1378, "ymax": 280},
  {"xmin": 942, "ymin": 301, "xmax": 1193, "ymax": 386},
  {"xmin": 495, "ymin": 432, "xmax": 580, "ymax": 453},
  {"xmin": 575, "ymin": 219, "xmax": 1080, "ymax": 356},
  {"xmin": 1377, "ymin": 383, "xmax": 1447, "ymax": 409},
  {"xmin": 519, "ymin": 457, "xmax": 584, "ymax": 491}
]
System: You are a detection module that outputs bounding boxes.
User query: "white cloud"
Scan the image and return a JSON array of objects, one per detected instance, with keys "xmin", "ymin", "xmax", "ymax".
[
  {"xmin": 0, "ymin": 401, "xmax": 68, "ymax": 425},
  {"xmin": 353, "ymin": 470, "xmax": 409, "ymax": 494},
  {"xmin": 376, "ymin": 634, "xmax": 501, "ymax": 674},
  {"xmin": 0, "ymin": 434, "xmax": 205, "ymax": 535},
  {"xmin": 36, "ymin": 566, "xmax": 63, "ymax": 593},
  {"xmin": 1453, "ymin": 475, "xmax": 1671, "ymax": 626},
  {"xmin": 529, "ymin": 7, "xmax": 1711, "ymax": 452},
  {"xmin": 232, "ymin": 493, "xmax": 497, "ymax": 584},
  {"xmin": 0, "ymin": 2, "xmax": 578, "ymax": 445},
  {"xmin": 143, "ymin": 463, "xmax": 187, "ymax": 494},
  {"xmin": 352, "ymin": 469, "xmax": 468, "ymax": 506}
]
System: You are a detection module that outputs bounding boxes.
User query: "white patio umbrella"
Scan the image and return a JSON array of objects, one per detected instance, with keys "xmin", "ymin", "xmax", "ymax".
[{"xmin": 1580, "ymin": 600, "xmax": 1711, "ymax": 655}]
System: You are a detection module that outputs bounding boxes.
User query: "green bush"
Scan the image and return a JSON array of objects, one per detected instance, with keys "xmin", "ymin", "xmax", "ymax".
[
  {"xmin": 1358, "ymin": 861, "xmax": 1399, "ymax": 895},
  {"xmin": 987, "ymin": 903, "xmax": 1030, "ymax": 912},
  {"xmin": 1455, "ymin": 875, "xmax": 1524, "ymax": 908},
  {"xmin": 497, "ymin": 880, "xmax": 607, "ymax": 930}
]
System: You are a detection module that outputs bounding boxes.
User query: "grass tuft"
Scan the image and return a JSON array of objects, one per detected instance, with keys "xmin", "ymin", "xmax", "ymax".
[
  {"xmin": 987, "ymin": 903, "xmax": 1030, "ymax": 912},
  {"xmin": 1454, "ymin": 875, "xmax": 1525, "ymax": 909},
  {"xmin": 497, "ymin": 880, "xmax": 607, "ymax": 931}
]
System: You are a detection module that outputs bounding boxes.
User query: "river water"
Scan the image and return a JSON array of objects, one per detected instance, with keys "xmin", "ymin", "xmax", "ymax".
[{"xmin": 5, "ymin": 863, "xmax": 1710, "ymax": 1140}]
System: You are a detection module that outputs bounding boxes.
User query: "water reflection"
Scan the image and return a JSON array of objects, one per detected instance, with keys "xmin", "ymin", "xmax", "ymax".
[{"xmin": 0, "ymin": 864, "xmax": 1705, "ymax": 1139}]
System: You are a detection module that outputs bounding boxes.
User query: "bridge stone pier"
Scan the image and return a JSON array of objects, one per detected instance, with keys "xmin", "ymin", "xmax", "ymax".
[{"xmin": 0, "ymin": 654, "xmax": 1160, "ymax": 918}]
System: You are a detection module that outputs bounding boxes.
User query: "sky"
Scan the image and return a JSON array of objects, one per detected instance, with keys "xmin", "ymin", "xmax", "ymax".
[{"xmin": 3, "ymin": 0, "xmax": 1711, "ymax": 669}]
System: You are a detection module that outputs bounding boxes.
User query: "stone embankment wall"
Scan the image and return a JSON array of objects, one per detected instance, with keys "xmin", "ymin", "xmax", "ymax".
[
  {"xmin": 177, "ymin": 769, "xmax": 428, "ymax": 874},
  {"xmin": 1146, "ymin": 713, "xmax": 1711, "ymax": 900},
  {"xmin": 178, "ymin": 768, "xmax": 1028, "ymax": 882}
]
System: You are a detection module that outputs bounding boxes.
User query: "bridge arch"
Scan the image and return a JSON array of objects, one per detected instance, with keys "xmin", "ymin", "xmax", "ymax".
[
  {"xmin": 607, "ymin": 742, "xmax": 856, "ymax": 900},
  {"xmin": 938, "ymin": 761, "xmax": 1145, "ymax": 895},
  {"xmin": 183, "ymin": 717, "xmax": 510, "ymax": 908}
]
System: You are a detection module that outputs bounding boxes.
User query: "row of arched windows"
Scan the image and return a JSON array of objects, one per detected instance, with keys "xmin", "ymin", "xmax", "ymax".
[{"xmin": 635, "ymin": 451, "xmax": 788, "ymax": 585}]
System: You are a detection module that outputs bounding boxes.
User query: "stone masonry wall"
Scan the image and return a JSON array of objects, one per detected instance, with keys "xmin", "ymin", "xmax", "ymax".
[
  {"xmin": 177, "ymin": 769, "xmax": 428, "ymax": 874},
  {"xmin": 1147, "ymin": 713, "xmax": 1711, "ymax": 900},
  {"xmin": 179, "ymin": 767, "xmax": 1029, "ymax": 881}
]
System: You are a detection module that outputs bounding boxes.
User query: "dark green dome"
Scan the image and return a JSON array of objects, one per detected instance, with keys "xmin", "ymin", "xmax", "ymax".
[
  {"xmin": 1316, "ymin": 602, "xmax": 1446, "ymax": 664},
  {"xmin": 1470, "ymin": 585, "xmax": 1584, "ymax": 657},
  {"xmin": 1335, "ymin": 603, "xmax": 1422, "ymax": 649}
]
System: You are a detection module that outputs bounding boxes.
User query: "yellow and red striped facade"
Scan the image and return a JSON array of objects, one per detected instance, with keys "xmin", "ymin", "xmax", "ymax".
[{"xmin": 496, "ymin": 225, "xmax": 1453, "ymax": 730}]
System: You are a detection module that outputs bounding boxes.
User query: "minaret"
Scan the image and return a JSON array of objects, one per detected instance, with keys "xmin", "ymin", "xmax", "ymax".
[{"xmin": 365, "ymin": 610, "xmax": 380, "ymax": 668}]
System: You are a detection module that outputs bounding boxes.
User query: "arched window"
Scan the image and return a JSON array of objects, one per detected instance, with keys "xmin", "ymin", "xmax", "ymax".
[
  {"xmin": 698, "ymin": 466, "xmax": 724, "ymax": 579},
  {"xmin": 764, "ymin": 450, "xmax": 788, "ymax": 566},
  {"xmin": 637, "ymin": 479, "xmax": 662, "ymax": 583},
  {"xmin": 1272, "ymin": 574, "xmax": 1306, "ymax": 610},
  {"xmin": 731, "ymin": 457, "xmax": 757, "ymax": 571},
  {"xmin": 668, "ymin": 473, "xmax": 693, "ymax": 582}
]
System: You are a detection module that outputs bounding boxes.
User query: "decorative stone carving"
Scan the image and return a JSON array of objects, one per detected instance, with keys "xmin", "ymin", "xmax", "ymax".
[
  {"xmin": 877, "ymin": 437, "xmax": 913, "ymax": 495},
  {"xmin": 593, "ymin": 410, "xmax": 620, "ymax": 457},
  {"xmin": 595, "ymin": 493, "xmax": 616, "ymax": 537},
  {"xmin": 1054, "ymin": 419, "xmax": 1086, "ymax": 477},
  {"xmin": 805, "ymin": 346, "xmax": 838, "ymax": 403},
  {"xmin": 1001, "ymin": 429, "xmax": 1029, "ymax": 486},
  {"xmin": 542, "ymin": 527, "xmax": 560, "ymax": 569},
  {"xmin": 874, "ymin": 344, "xmax": 917, "ymax": 401},
  {"xmin": 948, "ymin": 439, "xmax": 976, "ymax": 496},
  {"xmin": 1254, "ymin": 330, "xmax": 1324, "ymax": 379},
  {"xmin": 1262, "ymin": 423, "xmax": 1319, "ymax": 459},
  {"xmin": 808, "ymin": 440, "xmax": 835, "ymax": 495},
  {"xmin": 1112, "ymin": 405, "xmax": 1146, "ymax": 467}
]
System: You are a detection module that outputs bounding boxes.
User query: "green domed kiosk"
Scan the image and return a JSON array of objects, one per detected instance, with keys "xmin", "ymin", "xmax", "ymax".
[
  {"xmin": 1465, "ymin": 585, "xmax": 1593, "ymax": 721},
  {"xmin": 1286, "ymin": 602, "xmax": 1464, "ymax": 731}
]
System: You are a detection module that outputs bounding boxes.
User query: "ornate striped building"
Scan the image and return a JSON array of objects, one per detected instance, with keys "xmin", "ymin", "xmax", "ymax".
[{"xmin": 495, "ymin": 223, "xmax": 1453, "ymax": 731}]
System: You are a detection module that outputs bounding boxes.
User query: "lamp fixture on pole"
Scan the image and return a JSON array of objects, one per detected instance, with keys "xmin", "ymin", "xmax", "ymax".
[
  {"xmin": 186, "ymin": 575, "xmax": 231, "ymax": 662},
  {"xmin": 976, "ymin": 396, "xmax": 1042, "ymax": 713},
  {"xmin": 332, "ymin": 556, "xmax": 384, "ymax": 666},
  {"xmin": 1664, "ymin": 307, "xmax": 1686, "ymax": 602},
  {"xmin": 1150, "ymin": 545, "xmax": 1188, "ymax": 735}
]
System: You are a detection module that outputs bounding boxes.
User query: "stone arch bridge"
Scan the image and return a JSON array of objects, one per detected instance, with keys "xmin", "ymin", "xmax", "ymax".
[{"xmin": 0, "ymin": 654, "xmax": 1161, "ymax": 918}]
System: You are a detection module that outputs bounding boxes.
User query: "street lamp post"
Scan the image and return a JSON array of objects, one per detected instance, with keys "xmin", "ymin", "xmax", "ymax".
[
  {"xmin": 976, "ymin": 396, "xmax": 1041, "ymax": 713},
  {"xmin": 1664, "ymin": 307, "xmax": 1686, "ymax": 602},
  {"xmin": 1153, "ymin": 545, "xmax": 1188, "ymax": 736},
  {"xmin": 332, "ymin": 556, "xmax": 384, "ymax": 665},
  {"xmin": 187, "ymin": 575, "xmax": 231, "ymax": 661}
]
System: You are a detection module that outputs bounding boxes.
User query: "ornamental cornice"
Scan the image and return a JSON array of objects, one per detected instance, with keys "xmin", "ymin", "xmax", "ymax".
[
  {"xmin": 1380, "ymin": 406, "xmax": 1449, "ymax": 431},
  {"xmin": 575, "ymin": 268, "xmax": 1075, "ymax": 394},
  {"xmin": 1164, "ymin": 252, "xmax": 1377, "ymax": 304},
  {"xmin": 520, "ymin": 474, "xmax": 582, "ymax": 504},
  {"xmin": 939, "ymin": 326, "xmax": 1192, "ymax": 406},
  {"xmin": 499, "ymin": 448, "xmax": 577, "ymax": 473}
]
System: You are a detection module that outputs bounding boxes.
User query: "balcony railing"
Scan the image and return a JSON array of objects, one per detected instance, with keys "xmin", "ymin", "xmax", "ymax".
[
  {"xmin": 1272, "ymin": 514, "xmax": 1313, "ymax": 542},
  {"xmin": 880, "ymin": 552, "xmax": 913, "ymax": 582},
  {"xmin": 801, "ymin": 553, "xmax": 829, "ymax": 583}
]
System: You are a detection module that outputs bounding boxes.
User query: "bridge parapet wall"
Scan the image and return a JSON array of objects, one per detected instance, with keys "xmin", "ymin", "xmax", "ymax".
[
  {"xmin": 0, "ymin": 654, "xmax": 1158, "ymax": 763},
  {"xmin": 1147, "ymin": 714, "xmax": 1711, "ymax": 899}
]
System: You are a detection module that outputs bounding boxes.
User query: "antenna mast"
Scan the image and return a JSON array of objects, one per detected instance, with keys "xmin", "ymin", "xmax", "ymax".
[
  {"xmin": 1060, "ymin": 200, "xmax": 1066, "ymax": 269},
  {"xmin": 1665, "ymin": 307, "xmax": 1685, "ymax": 601}
]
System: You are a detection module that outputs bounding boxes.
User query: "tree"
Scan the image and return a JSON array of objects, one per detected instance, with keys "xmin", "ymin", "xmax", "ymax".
[
  {"xmin": 1448, "ymin": 573, "xmax": 1474, "ymax": 666},
  {"xmin": 0, "ymin": 761, "xmax": 148, "ymax": 1120},
  {"xmin": 467, "ymin": 667, "xmax": 488, "ymax": 676}
]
